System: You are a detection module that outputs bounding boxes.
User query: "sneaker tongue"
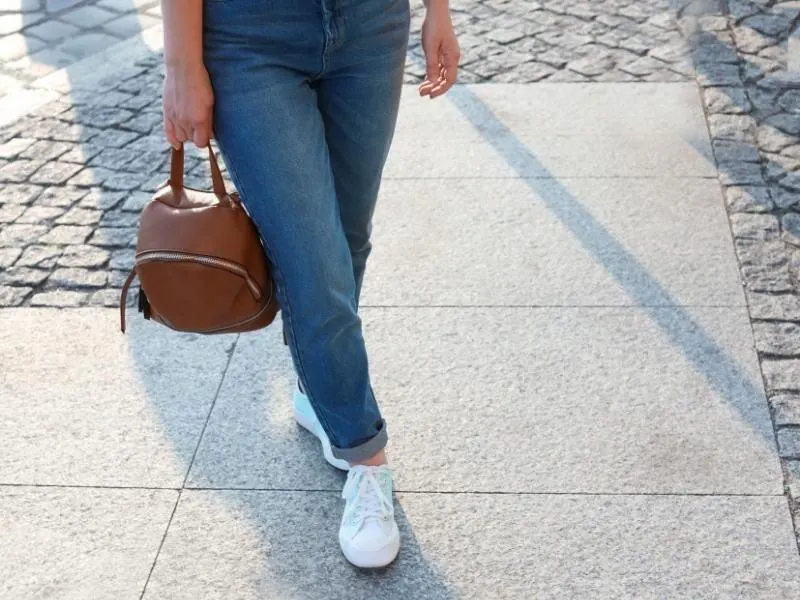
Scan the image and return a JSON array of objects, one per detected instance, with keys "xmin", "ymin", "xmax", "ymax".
[
  {"xmin": 358, "ymin": 519, "xmax": 387, "ymax": 540},
  {"xmin": 361, "ymin": 485, "xmax": 384, "ymax": 518},
  {"xmin": 349, "ymin": 467, "xmax": 392, "ymax": 521}
]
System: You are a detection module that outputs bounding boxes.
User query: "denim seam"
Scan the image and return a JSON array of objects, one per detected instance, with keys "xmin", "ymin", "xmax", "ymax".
[
  {"xmin": 212, "ymin": 138, "xmax": 342, "ymax": 449},
  {"xmin": 318, "ymin": 0, "xmax": 332, "ymax": 79}
]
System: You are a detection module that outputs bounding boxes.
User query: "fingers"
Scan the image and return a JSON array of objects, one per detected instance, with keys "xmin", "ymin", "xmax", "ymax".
[
  {"xmin": 191, "ymin": 108, "xmax": 213, "ymax": 148},
  {"xmin": 173, "ymin": 121, "xmax": 191, "ymax": 148},
  {"xmin": 428, "ymin": 66, "xmax": 450, "ymax": 99},
  {"xmin": 419, "ymin": 41, "xmax": 460, "ymax": 100},
  {"xmin": 164, "ymin": 112, "xmax": 212, "ymax": 149},
  {"xmin": 442, "ymin": 48, "xmax": 459, "ymax": 89},
  {"xmin": 162, "ymin": 66, "xmax": 215, "ymax": 149},
  {"xmin": 424, "ymin": 46, "xmax": 440, "ymax": 87},
  {"xmin": 419, "ymin": 32, "xmax": 441, "ymax": 98},
  {"xmin": 164, "ymin": 117, "xmax": 181, "ymax": 150},
  {"xmin": 420, "ymin": 62, "xmax": 457, "ymax": 100},
  {"xmin": 192, "ymin": 124, "xmax": 211, "ymax": 148},
  {"xmin": 419, "ymin": 60, "xmax": 442, "ymax": 98}
]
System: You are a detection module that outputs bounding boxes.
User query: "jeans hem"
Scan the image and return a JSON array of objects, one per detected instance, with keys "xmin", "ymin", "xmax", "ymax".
[{"xmin": 331, "ymin": 423, "xmax": 388, "ymax": 462}]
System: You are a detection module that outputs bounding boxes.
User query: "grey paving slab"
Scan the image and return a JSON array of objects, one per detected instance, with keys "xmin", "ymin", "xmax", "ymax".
[
  {"xmin": 0, "ymin": 309, "xmax": 236, "ymax": 487},
  {"xmin": 58, "ymin": 5, "xmax": 117, "ymax": 28},
  {"xmin": 0, "ymin": 14, "xmax": 27, "ymax": 36},
  {"xmin": 387, "ymin": 84, "xmax": 715, "ymax": 179},
  {"xmin": 143, "ymin": 490, "xmax": 800, "ymax": 600},
  {"xmin": 472, "ymin": 83, "xmax": 710, "ymax": 137},
  {"xmin": 97, "ymin": 0, "xmax": 160, "ymax": 12},
  {"xmin": 0, "ymin": 486, "xmax": 176, "ymax": 600},
  {"xmin": 58, "ymin": 31, "xmax": 119, "ymax": 59},
  {"xmin": 187, "ymin": 306, "xmax": 780, "ymax": 495},
  {"xmin": 361, "ymin": 177, "xmax": 744, "ymax": 307},
  {"xmin": 367, "ymin": 307, "xmax": 779, "ymax": 494},
  {"xmin": 102, "ymin": 12, "xmax": 159, "ymax": 38},
  {"xmin": 395, "ymin": 84, "xmax": 710, "ymax": 137},
  {"xmin": 12, "ymin": 44, "xmax": 72, "ymax": 74},
  {"xmin": 46, "ymin": 0, "xmax": 84, "ymax": 13},
  {"xmin": 384, "ymin": 132, "xmax": 715, "ymax": 179},
  {"xmin": 11, "ymin": 0, "xmax": 41, "ymax": 11},
  {"xmin": 24, "ymin": 18, "xmax": 80, "ymax": 43},
  {"xmin": 186, "ymin": 320, "xmax": 344, "ymax": 491},
  {"xmin": 0, "ymin": 32, "xmax": 46, "ymax": 62}
]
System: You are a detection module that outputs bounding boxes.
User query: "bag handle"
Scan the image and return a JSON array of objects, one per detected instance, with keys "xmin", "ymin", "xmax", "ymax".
[
  {"xmin": 119, "ymin": 269, "xmax": 136, "ymax": 333},
  {"xmin": 170, "ymin": 144, "xmax": 228, "ymax": 198}
]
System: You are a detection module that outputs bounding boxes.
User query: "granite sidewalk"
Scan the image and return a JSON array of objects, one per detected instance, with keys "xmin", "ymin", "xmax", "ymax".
[
  {"xmin": 2, "ymin": 0, "xmax": 800, "ymax": 598},
  {"xmin": 3, "ymin": 82, "xmax": 800, "ymax": 598}
]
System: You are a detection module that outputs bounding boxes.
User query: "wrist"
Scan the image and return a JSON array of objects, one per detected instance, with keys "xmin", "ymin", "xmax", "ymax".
[
  {"xmin": 165, "ymin": 57, "xmax": 205, "ymax": 74},
  {"xmin": 424, "ymin": 2, "xmax": 450, "ymax": 21}
]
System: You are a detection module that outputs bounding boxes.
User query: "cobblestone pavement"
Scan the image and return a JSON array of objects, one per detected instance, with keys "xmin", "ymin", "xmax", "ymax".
[
  {"xmin": 679, "ymin": 0, "xmax": 800, "ymax": 552},
  {"xmin": 0, "ymin": 0, "xmax": 160, "ymax": 94},
  {"xmin": 1, "ymin": 0, "xmax": 800, "ymax": 549}
]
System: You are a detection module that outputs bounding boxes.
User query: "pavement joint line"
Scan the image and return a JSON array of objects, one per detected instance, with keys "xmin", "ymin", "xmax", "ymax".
[
  {"xmin": 0, "ymin": 304, "xmax": 749, "ymax": 309},
  {"xmin": 0, "ymin": 483, "xmax": 785, "ymax": 498},
  {"xmin": 0, "ymin": 483, "xmax": 180, "ymax": 491},
  {"xmin": 179, "ymin": 333, "xmax": 240, "ymax": 490},
  {"xmin": 185, "ymin": 489, "xmax": 788, "ymax": 498},
  {"xmin": 138, "ymin": 488, "xmax": 181, "ymax": 600},
  {"xmin": 381, "ymin": 175, "xmax": 721, "ymax": 180},
  {"xmin": 357, "ymin": 304, "xmax": 748, "ymax": 309}
]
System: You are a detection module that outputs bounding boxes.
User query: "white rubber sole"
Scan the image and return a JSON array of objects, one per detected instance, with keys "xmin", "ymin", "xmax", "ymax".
[
  {"xmin": 339, "ymin": 523, "xmax": 401, "ymax": 569},
  {"xmin": 293, "ymin": 389, "xmax": 350, "ymax": 471}
]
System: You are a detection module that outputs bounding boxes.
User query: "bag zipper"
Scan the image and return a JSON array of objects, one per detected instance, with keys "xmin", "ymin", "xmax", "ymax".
[{"xmin": 136, "ymin": 250, "xmax": 262, "ymax": 301}]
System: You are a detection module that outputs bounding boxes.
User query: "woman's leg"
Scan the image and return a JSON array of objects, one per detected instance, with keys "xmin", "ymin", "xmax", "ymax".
[
  {"xmin": 204, "ymin": 2, "xmax": 386, "ymax": 464},
  {"xmin": 204, "ymin": 0, "xmax": 409, "ymax": 569},
  {"xmin": 317, "ymin": 0, "xmax": 411, "ymax": 308}
]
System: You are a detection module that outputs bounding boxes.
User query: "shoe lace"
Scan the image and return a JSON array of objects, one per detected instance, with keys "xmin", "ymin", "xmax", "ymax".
[{"xmin": 342, "ymin": 466, "xmax": 393, "ymax": 524}]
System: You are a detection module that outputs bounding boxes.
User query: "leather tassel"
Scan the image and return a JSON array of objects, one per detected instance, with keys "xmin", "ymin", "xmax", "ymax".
[{"xmin": 138, "ymin": 289, "xmax": 151, "ymax": 320}]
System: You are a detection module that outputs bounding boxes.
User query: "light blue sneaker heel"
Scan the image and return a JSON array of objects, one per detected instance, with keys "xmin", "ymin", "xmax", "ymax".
[{"xmin": 293, "ymin": 385, "xmax": 350, "ymax": 471}]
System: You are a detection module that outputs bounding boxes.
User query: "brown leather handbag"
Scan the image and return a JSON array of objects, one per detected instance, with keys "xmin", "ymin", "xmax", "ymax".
[{"xmin": 119, "ymin": 145, "xmax": 279, "ymax": 334}]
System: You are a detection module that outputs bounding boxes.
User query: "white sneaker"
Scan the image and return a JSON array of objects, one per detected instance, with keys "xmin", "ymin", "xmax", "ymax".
[
  {"xmin": 339, "ymin": 465, "xmax": 400, "ymax": 568},
  {"xmin": 293, "ymin": 384, "xmax": 350, "ymax": 471}
]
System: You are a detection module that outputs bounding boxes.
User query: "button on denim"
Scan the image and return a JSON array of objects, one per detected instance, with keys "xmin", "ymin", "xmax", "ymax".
[{"xmin": 203, "ymin": 0, "xmax": 410, "ymax": 461}]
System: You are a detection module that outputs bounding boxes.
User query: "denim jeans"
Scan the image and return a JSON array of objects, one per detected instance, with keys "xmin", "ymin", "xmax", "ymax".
[{"xmin": 203, "ymin": 0, "xmax": 410, "ymax": 462}]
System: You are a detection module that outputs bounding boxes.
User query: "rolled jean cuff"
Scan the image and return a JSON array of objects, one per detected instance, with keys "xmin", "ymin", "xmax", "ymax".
[{"xmin": 331, "ymin": 421, "xmax": 388, "ymax": 463}]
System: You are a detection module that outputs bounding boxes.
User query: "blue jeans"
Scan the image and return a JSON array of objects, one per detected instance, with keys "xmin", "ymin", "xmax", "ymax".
[{"xmin": 203, "ymin": 0, "xmax": 410, "ymax": 462}]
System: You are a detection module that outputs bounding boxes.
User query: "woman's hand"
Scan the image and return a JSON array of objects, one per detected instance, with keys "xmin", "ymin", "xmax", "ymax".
[
  {"xmin": 419, "ymin": 1, "xmax": 460, "ymax": 99},
  {"xmin": 162, "ymin": 62, "xmax": 214, "ymax": 149}
]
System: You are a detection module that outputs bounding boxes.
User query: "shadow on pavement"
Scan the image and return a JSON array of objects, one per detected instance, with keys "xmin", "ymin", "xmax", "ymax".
[
  {"xmin": 445, "ymin": 83, "xmax": 776, "ymax": 447},
  {"xmin": 126, "ymin": 324, "xmax": 456, "ymax": 598}
]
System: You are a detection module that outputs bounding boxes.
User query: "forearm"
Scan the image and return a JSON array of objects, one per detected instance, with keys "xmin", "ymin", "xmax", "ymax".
[
  {"xmin": 161, "ymin": 0, "xmax": 204, "ymax": 68},
  {"xmin": 423, "ymin": 0, "xmax": 450, "ymax": 9}
]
